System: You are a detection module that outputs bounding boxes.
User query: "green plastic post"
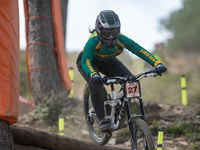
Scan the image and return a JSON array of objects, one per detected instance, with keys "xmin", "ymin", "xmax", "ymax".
[
  {"xmin": 157, "ymin": 128, "xmax": 164, "ymax": 150},
  {"xmin": 181, "ymin": 75, "xmax": 187, "ymax": 106},
  {"xmin": 68, "ymin": 67, "xmax": 74, "ymax": 99},
  {"xmin": 59, "ymin": 115, "xmax": 64, "ymax": 135}
]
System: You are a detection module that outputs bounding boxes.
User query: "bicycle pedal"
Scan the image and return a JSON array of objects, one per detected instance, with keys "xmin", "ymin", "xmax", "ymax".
[
  {"xmin": 106, "ymin": 131, "xmax": 112, "ymax": 137},
  {"xmin": 87, "ymin": 116, "xmax": 93, "ymax": 124}
]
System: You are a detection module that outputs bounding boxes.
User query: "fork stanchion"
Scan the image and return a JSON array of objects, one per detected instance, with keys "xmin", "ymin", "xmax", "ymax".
[
  {"xmin": 68, "ymin": 67, "xmax": 74, "ymax": 99},
  {"xmin": 157, "ymin": 128, "xmax": 164, "ymax": 150},
  {"xmin": 181, "ymin": 75, "xmax": 187, "ymax": 106},
  {"xmin": 59, "ymin": 115, "xmax": 64, "ymax": 135}
]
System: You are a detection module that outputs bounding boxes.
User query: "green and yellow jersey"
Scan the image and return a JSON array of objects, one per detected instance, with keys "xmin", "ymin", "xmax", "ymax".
[{"xmin": 81, "ymin": 31, "xmax": 162, "ymax": 78}]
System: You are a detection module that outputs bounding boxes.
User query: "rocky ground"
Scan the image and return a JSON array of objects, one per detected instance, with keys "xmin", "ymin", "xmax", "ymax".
[{"xmin": 16, "ymin": 98, "xmax": 200, "ymax": 150}]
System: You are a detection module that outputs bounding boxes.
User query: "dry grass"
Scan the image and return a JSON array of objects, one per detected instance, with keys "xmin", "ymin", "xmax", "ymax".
[{"xmin": 66, "ymin": 51, "xmax": 200, "ymax": 104}]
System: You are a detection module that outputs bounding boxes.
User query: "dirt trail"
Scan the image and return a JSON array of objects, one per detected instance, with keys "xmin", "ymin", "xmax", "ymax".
[{"xmin": 16, "ymin": 99, "xmax": 200, "ymax": 149}]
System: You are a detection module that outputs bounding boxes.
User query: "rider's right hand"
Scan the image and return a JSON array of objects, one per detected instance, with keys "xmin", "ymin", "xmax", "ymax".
[
  {"xmin": 155, "ymin": 64, "xmax": 167, "ymax": 76},
  {"xmin": 92, "ymin": 74, "xmax": 103, "ymax": 84}
]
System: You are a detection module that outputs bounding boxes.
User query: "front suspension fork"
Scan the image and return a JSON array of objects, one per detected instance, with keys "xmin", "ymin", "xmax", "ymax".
[{"xmin": 125, "ymin": 99, "xmax": 137, "ymax": 150}]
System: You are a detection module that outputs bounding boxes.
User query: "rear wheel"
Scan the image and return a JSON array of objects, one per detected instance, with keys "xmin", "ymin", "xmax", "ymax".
[
  {"xmin": 83, "ymin": 83, "xmax": 111, "ymax": 145},
  {"xmin": 132, "ymin": 118, "xmax": 155, "ymax": 150}
]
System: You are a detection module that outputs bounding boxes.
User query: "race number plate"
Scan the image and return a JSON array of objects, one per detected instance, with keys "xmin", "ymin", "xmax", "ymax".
[{"xmin": 125, "ymin": 81, "xmax": 141, "ymax": 98}]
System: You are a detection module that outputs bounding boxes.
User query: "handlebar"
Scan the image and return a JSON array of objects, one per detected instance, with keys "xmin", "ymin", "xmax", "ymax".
[
  {"xmin": 135, "ymin": 69, "xmax": 157, "ymax": 79},
  {"xmin": 102, "ymin": 69, "xmax": 158, "ymax": 85}
]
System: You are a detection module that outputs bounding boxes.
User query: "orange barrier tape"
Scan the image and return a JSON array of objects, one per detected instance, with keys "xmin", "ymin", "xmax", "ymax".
[
  {"xmin": 51, "ymin": 0, "xmax": 72, "ymax": 92},
  {"xmin": 29, "ymin": 66, "xmax": 59, "ymax": 72},
  {"xmin": 28, "ymin": 41, "xmax": 56, "ymax": 51},
  {"xmin": 24, "ymin": 0, "xmax": 72, "ymax": 94},
  {"xmin": 0, "ymin": 0, "xmax": 19, "ymax": 124},
  {"xmin": 27, "ymin": 16, "xmax": 52, "ymax": 23}
]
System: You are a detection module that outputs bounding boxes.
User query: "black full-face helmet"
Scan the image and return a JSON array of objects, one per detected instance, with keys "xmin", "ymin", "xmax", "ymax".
[{"xmin": 95, "ymin": 10, "xmax": 121, "ymax": 48}]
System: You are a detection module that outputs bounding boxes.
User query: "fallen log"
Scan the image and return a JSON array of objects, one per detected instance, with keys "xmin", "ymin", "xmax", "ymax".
[
  {"xmin": 14, "ymin": 144, "xmax": 46, "ymax": 150},
  {"xmin": 10, "ymin": 125, "xmax": 131, "ymax": 150}
]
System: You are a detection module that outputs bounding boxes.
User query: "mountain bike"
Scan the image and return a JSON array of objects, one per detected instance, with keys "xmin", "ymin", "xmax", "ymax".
[{"xmin": 83, "ymin": 69, "xmax": 159, "ymax": 150}]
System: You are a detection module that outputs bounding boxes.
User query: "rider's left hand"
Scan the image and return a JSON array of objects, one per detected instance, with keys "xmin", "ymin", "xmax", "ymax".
[{"xmin": 155, "ymin": 64, "xmax": 167, "ymax": 76}]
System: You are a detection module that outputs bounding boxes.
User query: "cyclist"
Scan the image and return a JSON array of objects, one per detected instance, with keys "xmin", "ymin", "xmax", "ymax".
[{"xmin": 76, "ymin": 10, "xmax": 167, "ymax": 132}]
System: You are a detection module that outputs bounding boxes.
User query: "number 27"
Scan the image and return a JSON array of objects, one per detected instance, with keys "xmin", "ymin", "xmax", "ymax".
[{"xmin": 128, "ymin": 86, "xmax": 137, "ymax": 93}]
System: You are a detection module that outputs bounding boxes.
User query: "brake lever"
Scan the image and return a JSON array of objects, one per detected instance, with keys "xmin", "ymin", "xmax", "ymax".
[
  {"xmin": 144, "ymin": 73, "xmax": 157, "ymax": 77},
  {"xmin": 102, "ymin": 77, "xmax": 108, "ymax": 85}
]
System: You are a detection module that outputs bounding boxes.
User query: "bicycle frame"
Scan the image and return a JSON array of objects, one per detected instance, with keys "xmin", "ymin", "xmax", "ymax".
[
  {"xmin": 103, "ymin": 80, "xmax": 147, "ymax": 128},
  {"xmin": 85, "ymin": 70, "xmax": 158, "ymax": 149},
  {"xmin": 104, "ymin": 84, "xmax": 122, "ymax": 129},
  {"xmin": 102, "ymin": 70, "xmax": 158, "ymax": 149}
]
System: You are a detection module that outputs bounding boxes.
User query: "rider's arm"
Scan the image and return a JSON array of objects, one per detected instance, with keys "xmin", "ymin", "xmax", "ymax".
[
  {"xmin": 119, "ymin": 34, "xmax": 162, "ymax": 67},
  {"xmin": 81, "ymin": 33, "xmax": 99, "ymax": 78}
]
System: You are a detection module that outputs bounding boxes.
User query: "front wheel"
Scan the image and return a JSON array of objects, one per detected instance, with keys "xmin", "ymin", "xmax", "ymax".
[
  {"xmin": 83, "ymin": 83, "xmax": 111, "ymax": 145},
  {"xmin": 132, "ymin": 118, "xmax": 155, "ymax": 150}
]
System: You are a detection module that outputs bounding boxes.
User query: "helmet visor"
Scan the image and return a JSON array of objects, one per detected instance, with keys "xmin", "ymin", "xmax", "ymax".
[{"xmin": 100, "ymin": 29, "xmax": 120, "ymax": 39}]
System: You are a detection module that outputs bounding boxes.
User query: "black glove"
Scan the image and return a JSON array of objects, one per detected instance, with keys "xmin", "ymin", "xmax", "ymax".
[
  {"xmin": 92, "ymin": 74, "xmax": 103, "ymax": 84},
  {"xmin": 155, "ymin": 64, "xmax": 167, "ymax": 76}
]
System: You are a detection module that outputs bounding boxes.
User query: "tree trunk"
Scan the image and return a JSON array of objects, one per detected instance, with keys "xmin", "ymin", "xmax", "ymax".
[
  {"xmin": 0, "ymin": 121, "xmax": 14, "ymax": 150},
  {"xmin": 27, "ymin": 0, "xmax": 68, "ymax": 105},
  {"xmin": 60, "ymin": 0, "xmax": 68, "ymax": 46}
]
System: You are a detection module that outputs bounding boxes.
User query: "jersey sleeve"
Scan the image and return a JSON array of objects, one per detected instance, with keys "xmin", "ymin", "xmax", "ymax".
[
  {"xmin": 119, "ymin": 34, "xmax": 162, "ymax": 67},
  {"xmin": 81, "ymin": 36, "xmax": 99, "ymax": 78}
]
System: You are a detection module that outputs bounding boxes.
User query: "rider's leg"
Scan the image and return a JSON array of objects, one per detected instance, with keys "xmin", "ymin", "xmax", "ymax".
[
  {"xmin": 97, "ymin": 57, "xmax": 133, "ymax": 77},
  {"xmin": 89, "ymin": 81, "xmax": 111, "ymax": 132},
  {"xmin": 76, "ymin": 52, "xmax": 111, "ymax": 132},
  {"xmin": 96, "ymin": 57, "xmax": 132, "ymax": 128}
]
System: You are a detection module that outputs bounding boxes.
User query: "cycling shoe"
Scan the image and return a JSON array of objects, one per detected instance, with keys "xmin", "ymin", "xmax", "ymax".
[{"xmin": 99, "ymin": 119, "xmax": 111, "ymax": 132}]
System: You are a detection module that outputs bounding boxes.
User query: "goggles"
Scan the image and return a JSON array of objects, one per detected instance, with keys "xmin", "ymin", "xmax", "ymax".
[{"xmin": 100, "ymin": 29, "xmax": 119, "ymax": 39}]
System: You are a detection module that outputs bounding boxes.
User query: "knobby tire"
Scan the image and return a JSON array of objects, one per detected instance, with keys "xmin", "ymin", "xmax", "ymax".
[
  {"xmin": 133, "ymin": 118, "xmax": 155, "ymax": 150},
  {"xmin": 83, "ymin": 83, "xmax": 111, "ymax": 145}
]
